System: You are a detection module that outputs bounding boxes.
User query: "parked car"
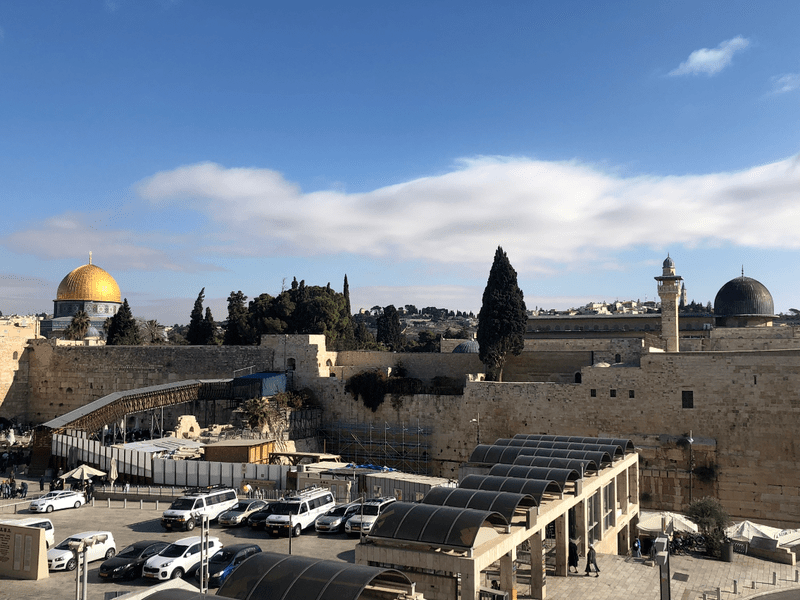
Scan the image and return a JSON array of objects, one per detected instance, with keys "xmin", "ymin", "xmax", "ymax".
[
  {"xmin": 218, "ymin": 499, "xmax": 267, "ymax": 527},
  {"xmin": 161, "ymin": 486, "xmax": 238, "ymax": 531},
  {"xmin": 345, "ymin": 497, "xmax": 397, "ymax": 537},
  {"xmin": 194, "ymin": 543, "xmax": 261, "ymax": 588},
  {"xmin": 0, "ymin": 517, "xmax": 55, "ymax": 548},
  {"xmin": 247, "ymin": 503, "xmax": 278, "ymax": 530},
  {"xmin": 30, "ymin": 490, "xmax": 86, "ymax": 514},
  {"xmin": 98, "ymin": 540, "xmax": 170, "ymax": 581},
  {"xmin": 266, "ymin": 486, "xmax": 335, "ymax": 537},
  {"xmin": 47, "ymin": 531, "xmax": 116, "ymax": 571},
  {"xmin": 315, "ymin": 502, "xmax": 361, "ymax": 534},
  {"xmin": 142, "ymin": 536, "xmax": 222, "ymax": 581}
]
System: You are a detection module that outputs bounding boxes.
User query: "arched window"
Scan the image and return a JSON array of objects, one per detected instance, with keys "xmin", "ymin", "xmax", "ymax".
[
  {"xmin": 287, "ymin": 358, "xmax": 296, "ymax": 371},
  {"xmin": 574, "ymin": 372, "xmax": 582, "ymax": 383},
  {"xmin": 615, "ymin": 354, "xmax": 621, "ymax": 364},
  {"xmin": 325, "ymin": 359, "xmax": 333, "ymax": 367},
  {"xmin": 12, "ymin": 351, "xmax": 18, "ymax": 360}
]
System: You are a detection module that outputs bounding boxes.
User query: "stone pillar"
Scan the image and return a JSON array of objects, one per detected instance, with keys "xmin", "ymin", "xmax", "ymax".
[
  {"xmin": 554, "ymin": 514, "xmax": 568, "ymax": 577},
  {"xmin": 618, "ymin": 469, "xmax": 629, "ymax": 514},
  {"xmin": 500, "ymin": 549, "xmax": 516, "ymax": 596},
  {"xmin": 575, "ymin": 499, "xmax": 587, "ymax": 555},
  {"xmin": 618, "ymin": 522, "xmax": 630, "ymax": 556},
  {"xmin": 629, "ymin": 464, "xmax": 639, "ymax": 509},
  {"xmin": 461, "ymin": 562, "xmax": 480, "ymax": 600},
  {"xmin": 530, "ymin": 531, "xmax": 546, "ymax": 600}
]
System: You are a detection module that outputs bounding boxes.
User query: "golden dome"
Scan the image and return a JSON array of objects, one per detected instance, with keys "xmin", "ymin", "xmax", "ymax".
[{"xmin": 56, "ymin": 263, "xmax": 121, "ymax": 303}]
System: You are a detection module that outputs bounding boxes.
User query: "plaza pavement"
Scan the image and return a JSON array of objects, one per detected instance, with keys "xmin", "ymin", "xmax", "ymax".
[{"xmin": 2, "ymin": 477, "xmax": 800, "ymax": 600}]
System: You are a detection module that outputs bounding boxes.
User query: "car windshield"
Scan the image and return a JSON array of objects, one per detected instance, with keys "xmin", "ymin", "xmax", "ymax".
[
  {"xmin": 327, "ymin": 505, "xmax": 351, "ymax": 517},
  {"xmin": 55, "ymin": 537, "xmax": 81, "ymax": 550},
  {"xmin": 231, "ymin": 502, "xmax": 250, "ymax": 512},
  {"xmin": 170, "ymin": 498, "xmax": 196, "ymax": 510},
  {"xmin": 271, "ymin": 503, "xmax": 300, "ymax": 515},
  {"xmin": 117, "ymin": 545, "xmax": 144, "ymax": 558},
  {"xmin": 210, "ymin": 549, "xmax": 236, "ymax": 564},
  {"xmin": 160, "ymin": 544, "xmax": 188, "ymax": 558}
]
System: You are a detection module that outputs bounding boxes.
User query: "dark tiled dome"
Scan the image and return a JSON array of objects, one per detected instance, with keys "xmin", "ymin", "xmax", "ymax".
[
  {"xmin": 452, "ymin": 339, "xmax": 480, "ymax": 354},
  {"xmin": 714, "ymin": 276, "xmax": 774, "ymax": 317}
]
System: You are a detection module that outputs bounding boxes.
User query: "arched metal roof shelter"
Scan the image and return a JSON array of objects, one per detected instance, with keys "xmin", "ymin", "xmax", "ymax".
[
  {"xmin": 468, "ymin": 444, "xmax": 612, "ymax": 467},
  {"xmin": 146, "ymin": 593, "xmax": 217, "ymax": 600},
  {"xmin": 488, "ymin": 464, "xmax": 579, "ymax": 492},
  {"xmin": 422, "ymin": 487, "xmax": 536, "ymax": 523},
  {"xmin": 369, "ymin": 502, "xmax": 508, "ymax": 549},
  {"xmin": 216, "ymin": 552, "xmax": 413, "ymax": 600},
  {"xmin": 459, "ymin": 474, "xmax": 563, "ymax": 499},
  {"xmin": 492, "ymin": 438, "xmax": 624, "ymax": 459},
  {"xmin": 512, "ymin": 434, "xmax": 635, "ymax": 454},
  {"xmin": 511, "ymin": 455, "xmax": 598, "ymax": 476}
]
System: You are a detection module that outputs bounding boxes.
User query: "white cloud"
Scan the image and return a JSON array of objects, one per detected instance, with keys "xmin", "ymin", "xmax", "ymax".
[
  {"xmin": 669, "ymin": 36, "xmax": 750, "ymax": 76},
  {"xmin": 137, "ymin": 155, "xmax": 800, "ymax": 278},
  {"xmin": 770, "ymin": 73, "xmax": 800, "ymax": 94}
]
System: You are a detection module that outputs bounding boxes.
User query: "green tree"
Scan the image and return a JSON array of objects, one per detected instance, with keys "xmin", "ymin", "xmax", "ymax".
[
  {"xmin": 63, "ymin": 310, "xmax": 90, "ymax": 340},
  {"xmin": 201, "ymin": 307, "xmax": 219, "ymax": 345},
  {"xmin": 106, "ymin": 299, "xmax": 142, "ymax": 345},
  {"xmin": 376, "ymin": 305, "xmax": 403, "ymax": 351},
  {"xmin": 687, "ymin": 497, "xmax": 731, "ymax": 558},
  {"xmin": 141, "ymin": 319, "xmax": 166, "ymax": 344},
  {"xmin": 186, "ymin": 288, "xmax": 206, "ymax": 345},
  {"xmin": 224, "ymin": 291, "xmax": 251, "ymax": 345},
  {"xmin": 477, "ymin": 246, "xmax": 527, "ymax": 381}
]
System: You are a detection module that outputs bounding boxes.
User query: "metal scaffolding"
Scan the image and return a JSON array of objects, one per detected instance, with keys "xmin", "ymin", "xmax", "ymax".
[{"xmin": 321, "ymin": 420, "xmax": 433, "ymax": 475}]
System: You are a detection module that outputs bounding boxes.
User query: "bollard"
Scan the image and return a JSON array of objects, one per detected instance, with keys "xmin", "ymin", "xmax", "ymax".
[
  {"xmin": 773, "ymin": 572, "xmax": 777, "ymax": 585},
  {"xmin": 752, "ymin": 581, "xmax": 756, "ymax": 589},
  {"xmin": 716, "ymin": 587, "xmax": 720, "ymax": 600},
  {"xmin": 107, "ymin": 498, "xmax": 111, "ymax": 508},
  {"xmin": 795, "ymin": 570, "xmax": 799, "ymax": 583},
  {"xmin": 156, "ymin": 500, "xmax": 159, "ymax": 511},
  {"xmin": 124, "ymin": 498, "xmax": 127, "ymax": 509},
  {"xmin": 140, "ymin": 499, "xmax": 143, "ymax": 510},
  {"xmin": 702, "ymin": 593, "xmax": 707, "ymax": 600},
  {"xmin": 92, "ymin": 498, "xmax": 95, "ymax": 507},
  {"xmin": 733, "ymin": 580, "xmax": 738, "ymax": 594}
]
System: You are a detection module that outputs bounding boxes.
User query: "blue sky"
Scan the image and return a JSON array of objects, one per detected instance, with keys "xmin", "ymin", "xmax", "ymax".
[{"xmin": 1, "ymin": 1, "xmax": 799, "ymax": 325}]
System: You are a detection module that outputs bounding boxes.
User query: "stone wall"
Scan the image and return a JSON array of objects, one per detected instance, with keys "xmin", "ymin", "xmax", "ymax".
[
  {"xmin": 4, "ymin": 339, "xmax": 273, "ymax": 422},
  {"xmin": 0, "ymin": 317, "xmax": 39, "ymax": 421}
]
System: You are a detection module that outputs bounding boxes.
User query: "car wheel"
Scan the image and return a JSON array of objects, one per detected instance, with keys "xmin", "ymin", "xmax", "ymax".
[
  {"xmin": 185, "ymin": 519, "xmax": 195, "ymax": 531},
  {"xmin": 171, "ymin": 567, "xmax": 184, "ymax": 580},
  {"xmin": 66, "ymin": 558, "xmax": 77, "ymax": 571},
  {"xmin": 45, "ymin": 505, "xmax": 54, "ymax": 513},
  {"xmin": 74, "ymin": 501, "xmax": 82, "ymax": 509},
  {"xmin": 292, "ymin": 524, "xmax": 302, "ymax": 537},
  {"xmin": 105, "ymin": 548, "xmax": 116, "ymax": 559}
]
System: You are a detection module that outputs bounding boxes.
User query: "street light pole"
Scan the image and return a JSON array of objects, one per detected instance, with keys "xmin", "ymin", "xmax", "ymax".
[
  {"xmin": 687, "ymin": 430, "xmax": 694, "ymax": 504},
  {"xmin": 470, "ymin": 414, "xmax": 480, "ymax": 446}
]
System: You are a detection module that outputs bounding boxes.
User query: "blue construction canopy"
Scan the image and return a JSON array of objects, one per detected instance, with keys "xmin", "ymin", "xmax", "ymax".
[{"xmin": 237, "ymin": 373, "xmax": 287, "ymax": 397}]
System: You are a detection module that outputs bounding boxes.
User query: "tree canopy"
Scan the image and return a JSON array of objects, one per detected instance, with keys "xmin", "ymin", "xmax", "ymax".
[
  {"xmin": 186, "ymin": 288, "xmax": 207, "ymax": 345},
  {"xmin": 106, "ymin": 299, "xmax": 142, "ymax": 345},
  {"xmin": 63, "ymin": 310, "xmax": 90, "ymax": 340},
  {"xmin": 477, "ymin": 246, "xmax": 527, "ymax": 381},
  {"xmin": 376, "ymin": 304, "xmax": 403, "ymax": 351}
]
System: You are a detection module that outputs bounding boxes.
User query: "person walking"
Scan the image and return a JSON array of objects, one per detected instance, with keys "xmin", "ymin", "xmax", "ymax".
[
  {"xmin": 585, "ymin": 543, "xmax": 600, "ymax": 577},
  {"xmin": 633, "ymin": 536, "xmax": 642, "ymax": 558},
  {"xmin": 20, "ymin": 481, "xmax": 28, "ymax": 499},
  {"xmin": 39, "ymin": 475, "xmax": 45, "ymax": 492},
  {"xmin": 568, "ymin": 539, "xmax": 579, "ymax": 573}
]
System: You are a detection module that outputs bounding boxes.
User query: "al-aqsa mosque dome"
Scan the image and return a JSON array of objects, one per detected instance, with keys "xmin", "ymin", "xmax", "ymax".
[
  {"xmin": 41, "ymin": 255, "xmax": 123, "ymax": 338},
  {"xmin": 713, "ymin": 272, "xmax": 775, "ymax": 328}
]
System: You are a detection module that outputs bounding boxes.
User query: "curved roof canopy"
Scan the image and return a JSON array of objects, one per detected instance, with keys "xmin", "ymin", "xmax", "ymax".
[
  {"xmin": 369, "ymin": 502, "xmax": 507, "ymax": 549},
  {"xmin": 493, "ymin": 438, "xmax": 624, "ymax": 459},
  {"xmin": 216, "ymin": 552, "xmax": 412, "ymax": 600},
  {"xmin": 422, "ymin": 487, "xmax": 536, "ymax": 522},
  {"xmin": 488, "ymin": 464, "xmax": 579, "ymax": 491},
  {"xmin": 512, "ymin": 455, "xmax": 598, "ymax": 475},
  {"xmin": 512, "ymin": 434, "xmax": 635, "ymax": 455},
  {"xmin": 468, "ymin": 444, "xmax": 612, "ymax": 467},
  {"xmin": 459, "ymin": 474, "xmax": 562, "ymax": 502}
]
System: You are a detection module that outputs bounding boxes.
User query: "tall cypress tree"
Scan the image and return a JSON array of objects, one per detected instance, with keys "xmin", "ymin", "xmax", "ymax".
[
  {"xmin": 224, "ymin": 291, "xmax": 250, "ymax": 345},
  {"xmin": 477, "ymin": 246, "xmax": 527, "ymax": 381},
  {"xmin": 376, "ymin": 304, "xmax": 403, "ymax": 351},
  {"xmin": 202, "ymin": 307, "xmax": 217, "ymax": 345},
  {"xmin": 107, "ymin": 299, "xmax": 142, "ymax": 345},
  {"xmin": 187, "ymin": 288, "xmax": 205, "ymax": 345}
]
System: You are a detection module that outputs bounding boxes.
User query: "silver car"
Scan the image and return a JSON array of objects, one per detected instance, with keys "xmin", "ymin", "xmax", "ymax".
[
  {"xmin": 218, "ymin": 499, "xmax": 267, "ymax": 527},
  {"xmin": 315, "ymin": 502, "xmax": 361, "ymax": 534}
]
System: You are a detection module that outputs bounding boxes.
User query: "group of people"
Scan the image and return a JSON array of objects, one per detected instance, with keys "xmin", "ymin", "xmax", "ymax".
[
  {"xmin": 0, "ymin": 477, "xmax": 27, "ymax": 499},
  {"xmin": 568, "ymin": 540, "xmax": 600, "ymax": 576}
]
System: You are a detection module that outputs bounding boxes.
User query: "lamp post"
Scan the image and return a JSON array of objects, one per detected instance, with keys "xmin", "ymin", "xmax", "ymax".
[
  {"xmin": 470, "ymin": 414, "xmax": 480, "ymax": 446},
  {"xmin": 686, "ymin": 430, "xmax": 694, "ymax": 505}
]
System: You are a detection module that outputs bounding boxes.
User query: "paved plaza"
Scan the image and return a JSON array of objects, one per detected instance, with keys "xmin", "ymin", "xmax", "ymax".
[{"xmin": 2, "ymin": 480, "xmax": 800, "ymax": 600}]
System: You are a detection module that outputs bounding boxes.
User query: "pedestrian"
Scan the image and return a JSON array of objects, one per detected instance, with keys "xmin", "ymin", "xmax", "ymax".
[
  {"xmin": 39, "ymin": 475, "xmax": 45, "ymax": 492},
  {"xmin": 123, "ymin": 481, "xmax": 130, "ymax": 494},
  {"xmin": 20, "ymin": 481, "xmax": 28, "ymax": 499},
  {"xmin": 633, "ymin": 536, "xmax": 642, "ymax": 558},
  {"xmin": 585, "ymin": 543, "xmax": 600, "ymax": 577},
  {"xmin": 568, "ymin": 539, "xmax": 579, "ymax": 573}
]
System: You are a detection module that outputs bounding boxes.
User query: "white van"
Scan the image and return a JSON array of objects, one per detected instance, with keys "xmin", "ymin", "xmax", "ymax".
[
  {"xmin": 161, "ymin": 486, "xmax": 238, "ymax": 531},
  {"xmin": 0, "ymin": 517, "xmax": 55, "ymax": 548},
  {"xmin": 266, "ymin": 486, "xmax": 336, "ymax": 537}
]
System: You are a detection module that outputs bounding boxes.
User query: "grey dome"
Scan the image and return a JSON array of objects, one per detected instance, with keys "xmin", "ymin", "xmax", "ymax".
[
  {"xmin": 453, "ymin": 339, "xmax": 480, "ymax": 354},
  {"xmin": 663, "ymin": 256, "xmax": 675, "ymax": 269},
  {"xmin": 714, "ymin": 276, "xmax": 774, "ymax": 317},
  {"xmin": 85, "ymin": 325, "xmax": 101, "ymax": 338}
]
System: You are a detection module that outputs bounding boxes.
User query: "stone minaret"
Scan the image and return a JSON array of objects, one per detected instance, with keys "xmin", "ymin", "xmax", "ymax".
[{"xmin": 655, "ymin": 255, "xmax": 682, "ymax": 352}]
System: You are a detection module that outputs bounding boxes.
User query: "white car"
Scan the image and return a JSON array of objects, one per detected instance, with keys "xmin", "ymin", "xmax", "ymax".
[
  {"xmin": 142, "ymin": 536, "xmax": 222, "ymax": 581},
  {"xmin": 47, "ymin": 531, "xmax": 116, "ymax": 571},
  {"xmin": 345, "ymin": 497, "xmax": 397, "ymax": 537},
  {"xmin": 30, "ymin": 490, "xmax": 86, "ymax": 513}
]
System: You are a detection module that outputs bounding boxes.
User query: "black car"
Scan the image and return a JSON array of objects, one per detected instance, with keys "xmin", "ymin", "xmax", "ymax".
[
  {"xmin": 195, "ymin": 543, "xmax": 261, "ymax": 588},
  {"xmin": 246, "ymin": 503, "xmax": 277, "ymax": 530},
  {"xmin": 98, "ymin": 540, "xmax": 170, "ymax": 580}
]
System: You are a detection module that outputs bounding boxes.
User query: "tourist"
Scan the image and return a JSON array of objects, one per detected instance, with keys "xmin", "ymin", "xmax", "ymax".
[
  {"xmin": 633, "ymin": 536, "xmax": 642, "ymax": 558},
  {"xmin": 568, "ymin": 539, "xmax": 579, "ymax": 573}
]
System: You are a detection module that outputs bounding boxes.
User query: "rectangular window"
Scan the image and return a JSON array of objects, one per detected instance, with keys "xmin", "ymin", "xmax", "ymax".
[
  {"xmin": 610, "ymin": 389, "xmax": 617, "ymax": 398},
  {"xmin": 586, "ymin": 491, "xmax": 601, "ymax": 544},
  {"xmin": 629, "ymin": 390, "xmax": 635, "ymax": 399},
  {"xmin": 590, "ymin": 389, "xmax": 597, "ymax": 397},
  {"xmin": 602, "ymin": 482, "xmax": 615, "ymax": 530},
  {"xmin": 682, "ymin": 390, "xmax": 694, "ymax": 409}
]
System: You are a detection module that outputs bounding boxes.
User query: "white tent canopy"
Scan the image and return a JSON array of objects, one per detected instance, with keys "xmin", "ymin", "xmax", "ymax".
[
  {"xmin": 59, "ymin": 464, "xmax": 106, "ymax": 481},
  {"xmin": 726, "ymin": 520, "xmax": 800, "ymax": 548},
  {"xmin": 637, "ymin": 511, "xmax": 699, "ymax": 535}
]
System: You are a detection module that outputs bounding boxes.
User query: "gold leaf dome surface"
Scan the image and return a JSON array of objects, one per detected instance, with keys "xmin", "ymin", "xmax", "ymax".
[{"xmin": 56, "ymin": 264, "xmax": 121, "ymax": 303}]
